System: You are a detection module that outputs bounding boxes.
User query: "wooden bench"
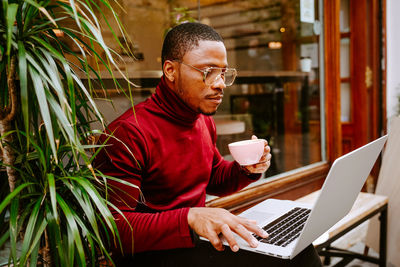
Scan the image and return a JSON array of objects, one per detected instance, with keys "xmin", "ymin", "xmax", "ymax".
[{"xmin": 297, "ymin": 191, "xmax": 388, "ymax": 267}]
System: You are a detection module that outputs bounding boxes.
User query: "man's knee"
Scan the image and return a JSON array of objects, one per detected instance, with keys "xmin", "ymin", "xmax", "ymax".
[{"xmin": 292, "ymin": 245, "xmax": 322, "ymax": 267}]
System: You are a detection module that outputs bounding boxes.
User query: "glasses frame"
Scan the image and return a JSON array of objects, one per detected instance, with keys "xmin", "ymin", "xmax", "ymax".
[{"xmin": 173, "ymin": 60, "xmax": 237, "ymax": 86}]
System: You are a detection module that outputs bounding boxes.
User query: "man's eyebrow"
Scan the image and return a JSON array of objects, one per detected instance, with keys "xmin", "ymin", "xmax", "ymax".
[{"xmin": 200, "ymin": 63, "xmax": 229, "ymax": 68}]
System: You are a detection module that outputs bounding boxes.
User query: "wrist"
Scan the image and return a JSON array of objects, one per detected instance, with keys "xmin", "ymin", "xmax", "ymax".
[
  {"xmin": 187, "ymin": 207, "xmax": 197, "ymax": 229},
  {"xmin": 240, "ymin": 165, "xmax": 252, "ymax": 175},
  {"xmin": 239, "ymin": 164, "xmax": 261, "ymax": 180}
]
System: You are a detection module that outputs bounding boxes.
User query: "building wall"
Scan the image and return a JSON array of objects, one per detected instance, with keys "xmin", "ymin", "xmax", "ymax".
[{"xmin": 387, "ymin": 0, "xmax": 400, "ymax": 121}]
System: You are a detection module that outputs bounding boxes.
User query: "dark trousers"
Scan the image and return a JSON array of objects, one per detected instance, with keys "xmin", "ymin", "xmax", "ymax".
[{"xmin": 114, "ymin": 241, "xmax": 322, "ymax": 267}]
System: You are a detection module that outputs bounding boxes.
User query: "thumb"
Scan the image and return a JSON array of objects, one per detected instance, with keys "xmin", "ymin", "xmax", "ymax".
[{"xmin": 251, "ymin": 135, "xmax": 258, "ymax": 140}]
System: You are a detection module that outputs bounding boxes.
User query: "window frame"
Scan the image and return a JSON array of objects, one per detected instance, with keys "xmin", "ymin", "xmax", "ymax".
[{"xmin": 206, "ymin": 0, "xmax": 343, "ymax": 211}]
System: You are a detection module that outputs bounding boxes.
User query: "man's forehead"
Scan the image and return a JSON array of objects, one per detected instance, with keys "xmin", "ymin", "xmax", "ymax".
[
  {"xmin": 190, "ymin": 40, "xmax": 225, "ymax": 49},
  {"xmin": 183, "ymin": 41, "xmax": 228, "ymax": 67},
  {"xmin": 184, "ymin": 40, "xmax": 226, "ymax": 57}
]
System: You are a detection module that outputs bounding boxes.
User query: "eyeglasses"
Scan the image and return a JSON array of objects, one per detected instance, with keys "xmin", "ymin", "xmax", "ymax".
[{"xmin": 175, "ymin": 61, "xmax": 237, "ymax": 86}]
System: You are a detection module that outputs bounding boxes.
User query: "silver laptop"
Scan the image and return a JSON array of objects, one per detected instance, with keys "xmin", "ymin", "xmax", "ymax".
[{"xmin": 215, "ymin": 135, "xmax": 387, "ymax": 259}]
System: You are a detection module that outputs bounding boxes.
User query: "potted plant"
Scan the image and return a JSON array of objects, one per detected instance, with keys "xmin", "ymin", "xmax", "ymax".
[{"xmin": 0, "ymin": 0, "xmax": 135, "ymax": 265}]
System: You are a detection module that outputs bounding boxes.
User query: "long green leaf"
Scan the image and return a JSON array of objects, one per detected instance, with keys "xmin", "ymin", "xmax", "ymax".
[
  {"xmin": 0, "ymin": 1, "xmax": 133, "ymax": 265},
  {"xmin": 44, "ymin": 204, "xmax": 65, "ymax": 266},
  {"xmin": 5, "ymin": 3, "xmax": 18, "ymax": 62},
  {"xmin": 19, "ymin": 197, "xmax": 43, "ymax": 266},
  {"xmin": 71, "ymin": 73, "xmax": 104, "ymax": 130},
  {"xmin": 29, "ymin": 241, "xmax": 40, "ymax": 267},
  {"xmin": 62, "ymin": 179, "xmax": 100, "ymax": 238},
  {"xmin": 67, "ymin": 222, "xmax": 75, "ymax": 266},
  {"xmin": 68, "ymin": 0, "xmax": 82, "ymax": 29},
  {"xmin": 23, "ymin": 0, "xmax": 57, "ymax": 26},
  {"xmin": 88, "ymin": 0, "xmax": 133, "ymax": 58},
  {"xmin": 23, "ymin": 16, "xmax": 67, "ymax": 36},
  {"xmin": 68, "ymin": 177, "xmax": 113, "ymax": 229},
  {"xmin": 48, "ymin": 173, "xmax": 58, "ymax": 221},
  {"xmin": 29, "ymin": 66, "xmax": 57, "ymax": 161},
  {"xmin": 58, "ymin": 4, "xmax": 133, "ymax": 87},
  {"xmin": 56, "ymin": 194, "xmax": 86, "ymax": 267},
  {"xmin": 86, "ymin": 234, "xmax": 95, "ymax": 267},
  {"xmin": 11, "ymin": 130, "xmax": 47, "ymax": 171},
  {"xmin": 105, "ymin": 201, "xmax": 129, "ymax": 252},
  {"xmin": 9, "ymin": 198, "xmax": 19, "ymax": 265},
  {"xmin": 0, "ymin": 183, "xmax": 32, "ymax": 215},
  {"xmin": 56, "ymin": 25, "xmax": 130, "ymax": 92},
  {"xmin": 38, "ymin": 47, "xmax": 70, "ymax": 110},
  {"xmin": 18, "ymin": 41, "xmax": 29, "ymax": 146},
  {"xmin": 26, "ymin": 216, "xmax": 47, "ymax": 263},
  {"xmin": 46, "ymin": 89, "xmax": 78, "ymax": 148},
  {"xmin": 31, "ymin": 35, "xmax": 65, "ymax": 62},
  {"xmin": 0, "ymin": 230, "xmax": 9, "ymax": 249}
]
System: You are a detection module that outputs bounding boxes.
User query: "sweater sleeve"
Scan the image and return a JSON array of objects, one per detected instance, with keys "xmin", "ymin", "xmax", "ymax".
[
  {"xmin": 205, "ymin": 118, "xmax": 261, "ymax": 196},
  {"xmin": 206, "ymin": 145, "xmax": 261, "ymax": 196},
  {"xmin": 113, "ymin": 207, "xmax": 193, "ymax": 254},
  {"xmin": 95, "ymin": 120, "xmax": 194, "ymax": 254}
]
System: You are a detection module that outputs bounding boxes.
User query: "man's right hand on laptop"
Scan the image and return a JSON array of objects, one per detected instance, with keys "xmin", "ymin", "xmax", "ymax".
[{"xmin": 188, "ymin": 207, "xmax": 269, "ymax": 252}]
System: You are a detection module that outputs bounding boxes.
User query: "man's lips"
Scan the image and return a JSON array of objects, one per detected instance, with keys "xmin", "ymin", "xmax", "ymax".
[
  {"xmin": 206, "ymin": 94, "xmax": 224, "ymax": 100},
  {"xmin": 206, "ymin": 95, "xmax": 223, "ymax": 104}
]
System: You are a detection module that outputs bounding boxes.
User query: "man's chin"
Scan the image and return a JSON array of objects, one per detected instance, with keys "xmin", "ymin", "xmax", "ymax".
[
  {"xmin": 198, "ymin": 107, "xmax": 218, "ymax": 116},
  {"xmin": 200, "ymin": 110, "xmax": 217, "ymax": 116}
]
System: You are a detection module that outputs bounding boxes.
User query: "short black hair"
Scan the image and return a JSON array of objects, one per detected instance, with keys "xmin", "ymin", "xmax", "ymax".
[{"xmin": 161, "ymin": 22, "xmax": 223, "ymax": 66}]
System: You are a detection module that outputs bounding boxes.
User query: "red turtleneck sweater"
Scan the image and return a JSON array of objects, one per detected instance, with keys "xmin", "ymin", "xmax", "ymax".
[{"xmin": 95, "ymin": 77, "xmax": 260, "ymax": 254}]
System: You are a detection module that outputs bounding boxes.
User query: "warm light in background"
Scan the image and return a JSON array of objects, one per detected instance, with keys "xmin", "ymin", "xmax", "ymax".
[
  {"xmin": 268, "ymin": 41, "xmax": 282, "ymax": 49},
  {"xmin": 279, "ymin": 27, "xmax": 286, "ymax": 33}
]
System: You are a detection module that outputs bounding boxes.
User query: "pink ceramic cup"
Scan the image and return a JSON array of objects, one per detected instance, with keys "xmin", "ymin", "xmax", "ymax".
[{"xmin": 228, "ymin": 139, "xmax": 265, "ymax": 166}]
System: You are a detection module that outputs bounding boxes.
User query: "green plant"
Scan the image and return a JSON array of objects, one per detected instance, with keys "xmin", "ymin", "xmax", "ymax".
[
  {"xmin": 0, "ymin": 0, "xmax": 136, "ymax": 265},
  {"xmin": 164, "ymin": 6, "xmax": 197, "ymax": 36},
  {"xmin": 170, "ymin": 7, "xmax": 196, "ymax": 26}
]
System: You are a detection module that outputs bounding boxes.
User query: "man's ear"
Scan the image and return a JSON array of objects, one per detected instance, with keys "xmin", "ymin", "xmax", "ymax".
[{"xmin": 163, "ymin": 60, "xmax": 177, "ymax": 83}]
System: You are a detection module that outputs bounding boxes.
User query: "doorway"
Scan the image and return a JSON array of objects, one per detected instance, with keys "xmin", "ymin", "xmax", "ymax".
[{"xmin": 339, "ymin": 0, "xmax": 385, "ymax": 154}]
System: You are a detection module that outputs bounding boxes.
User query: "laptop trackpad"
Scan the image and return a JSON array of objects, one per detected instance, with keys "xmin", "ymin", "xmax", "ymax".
[{"xmin": 241, "ymin": 211, "xmax": 275, "ymax": 225}]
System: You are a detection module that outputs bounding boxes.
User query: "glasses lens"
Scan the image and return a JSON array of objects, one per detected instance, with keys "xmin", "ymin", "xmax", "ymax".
[
  {"xmin": 205, "ymin": 68, "xmax": 236, "ymax": 86},
  {"xmin": 224, "ymin": 69, "xmax": 236, "ymax": 86}
]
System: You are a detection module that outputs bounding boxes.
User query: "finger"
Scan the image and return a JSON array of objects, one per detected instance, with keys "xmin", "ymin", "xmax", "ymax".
[
  {"xmin": 258, "ymin": 153, "xmax": 272, "ymax": 164},
  {"xmin": 251, "ymin": 135, "xmax": 257, "ymax": 140},
  {"xmin": 260, "ymin": 148, "xmax": 270, "ymax": 161},
  {"xmin": 259, "ymin": 147, "xmax": 270, "ymax": 161},
  {"xmin": 232, "ymin": 224, "xmax": 259, "ymax": 248},
  {"xmin": 247, "ymin": 219, "xmax": 258, "ymax": 225},
  {"xmin": 220, "ymin": 224, "xmax": 239, "ymax": 252},
  {"xmin": 240, "ymin": 219, "xmax": 269, "ymax": 239},
  {"xmin": 247, "ymin": 160, "xmax": 271, "ymax": 173},
  {"xmin": 244, "ymin": 152, "xmax": 271, "ymax": 173},
  {"xmin": 259, "ymin": 161, "xmax": 271, "ymax": 172},
  {"xmin": 208, "ymin": 231, "xmax": 225, "ymax": 251}
]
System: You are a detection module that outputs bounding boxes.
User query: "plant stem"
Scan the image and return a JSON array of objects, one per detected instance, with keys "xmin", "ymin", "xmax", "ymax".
[
  {"xmin": 43, "ymin": 229, "xmax": 51, "ymax": 266},
  {"xmin": 0, "ymin": 56, "xmax": 18, "ymax": 192}
]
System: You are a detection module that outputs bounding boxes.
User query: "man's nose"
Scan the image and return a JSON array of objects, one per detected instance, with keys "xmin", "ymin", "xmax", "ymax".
[{"xmin": 211, "ymin": 75, "xmax": 226, "ymax": 91}]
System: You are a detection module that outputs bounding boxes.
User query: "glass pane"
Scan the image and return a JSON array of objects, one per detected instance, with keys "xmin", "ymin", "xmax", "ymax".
[
  {"xmin": 340, "ymin": 0, "xmax": 350, "ymax": 32},
  {"xmin": 94, "ymin": 0, "xmax": 324, "ymax": 180},
  {"xmin": 179, "ymin": 0, "xmax": 323, "ymax": 177},
  {"xmin": 341, "ymin": 82, "xmax": 351, "ymax": 122},
  {"xmin": 340, "ymin": 38, "xmax": 350, "ymax": 78}
]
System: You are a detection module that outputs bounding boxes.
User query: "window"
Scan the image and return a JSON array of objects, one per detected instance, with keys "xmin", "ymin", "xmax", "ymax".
[
  {"xmin": 168, "ymin": 0, "xmax": 325, "ymax": 179},
  {"xmin": 92, "ymin": 0, "xmax": 327, "ymax": 204}
]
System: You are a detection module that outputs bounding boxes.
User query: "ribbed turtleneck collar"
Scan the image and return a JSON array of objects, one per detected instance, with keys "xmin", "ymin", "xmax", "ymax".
[{"xmin": 151, "ymin": 76, "xmax": 200, "ymax": 126}]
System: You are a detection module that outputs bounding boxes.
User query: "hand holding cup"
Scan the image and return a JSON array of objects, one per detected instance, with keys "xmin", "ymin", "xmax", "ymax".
[{"xmin": 228, "ymin": 135, "xmax": 271, "ymax": 174}]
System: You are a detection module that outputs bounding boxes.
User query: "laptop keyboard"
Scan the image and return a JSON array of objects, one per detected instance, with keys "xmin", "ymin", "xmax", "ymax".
[{"xmin": 254, "ymin": 207, "xmax": 311, "ymax": 247}]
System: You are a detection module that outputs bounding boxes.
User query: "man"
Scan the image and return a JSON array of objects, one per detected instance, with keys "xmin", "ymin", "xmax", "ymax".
[{"xmin": 95, "ymin": 22, "xmax": 321, "ymax": 266}]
